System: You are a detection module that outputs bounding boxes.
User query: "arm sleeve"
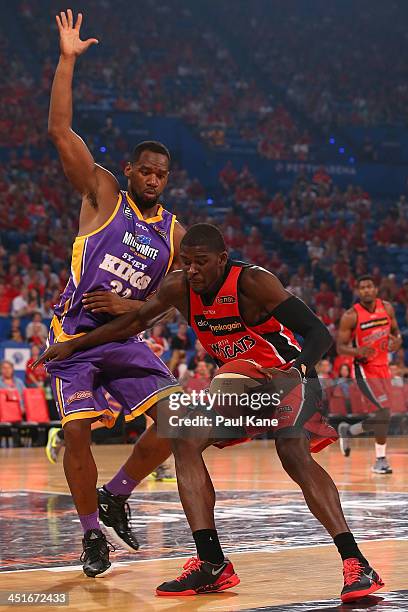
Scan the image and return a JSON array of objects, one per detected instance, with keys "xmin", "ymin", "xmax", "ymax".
[{"xmin": 271, "ymin": 296, "xmax": 333, "ymax": 373}]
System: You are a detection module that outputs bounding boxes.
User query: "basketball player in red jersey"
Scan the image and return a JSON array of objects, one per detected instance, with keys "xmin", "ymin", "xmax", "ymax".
[
  {"xmin": 37, "ymin": 225, "xmax": 384, "ymax": 603},
  {"xmin": 337, "ymin": 276, "xmax": 402, "ymax": 473}
]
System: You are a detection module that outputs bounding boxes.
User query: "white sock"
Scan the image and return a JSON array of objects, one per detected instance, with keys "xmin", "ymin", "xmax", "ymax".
[
  {"xmin": 349, "ymin": 422, "xmax": 364, "ymax": 436},
  {"xmin": 375, "ymin": 443, "xmax": 386, "ymax": 459}
]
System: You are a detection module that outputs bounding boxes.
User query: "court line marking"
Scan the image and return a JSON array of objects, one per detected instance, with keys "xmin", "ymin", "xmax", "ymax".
[
  {"xmin": 1, "ymin": 538, "xmax": 405, "ymax": 574},
  {"xmin": 7, "ymin": 488, "xmax": 408, "ymax": 496}
]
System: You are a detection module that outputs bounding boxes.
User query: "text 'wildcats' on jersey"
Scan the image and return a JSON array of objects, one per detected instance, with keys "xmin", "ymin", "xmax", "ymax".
[
  {"xmin": 188, "ymin": 262, "xmax": 302, "ymax": 368},
  {"xmin": 353, "ymin": 299, "xmax": 391, "ymax": 366},
  {"xmin": 52, "ymin": 192, "xmax": 176, "ymax": 341}
]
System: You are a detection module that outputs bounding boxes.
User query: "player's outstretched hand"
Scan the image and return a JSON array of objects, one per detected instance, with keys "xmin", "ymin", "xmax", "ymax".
[
  {"xmin": 82, "ymin": 291, "xmax": 144, "ymax": 315},
  {"xmin": 56, "ymin": 9, "xmax": 98, "ymax": 58},
  {"xmin": 31, "ymin": 341, "xmax": 76, "ymax": 368}
]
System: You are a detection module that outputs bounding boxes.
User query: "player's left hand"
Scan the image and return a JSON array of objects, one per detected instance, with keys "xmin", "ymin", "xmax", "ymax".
[
  {"xmin": 389, "ymin": 334, "xmax": 402, "ymax": 352},
  {"xmin": 250, "ymin": 366, "xmax": 304, "ymax": 401},
  {"xmin": 31, "ymin": 341, "xmax": 77, "ymax": 367},
  {"xmin": 82, "ymin": 291, "xmax": 144, "ymax": 315}
]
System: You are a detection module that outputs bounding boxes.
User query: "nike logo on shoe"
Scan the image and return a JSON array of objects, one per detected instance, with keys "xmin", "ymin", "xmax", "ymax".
[{"xmin": 211, "ymin": 564, "xmax": 226, "ymax": 576}]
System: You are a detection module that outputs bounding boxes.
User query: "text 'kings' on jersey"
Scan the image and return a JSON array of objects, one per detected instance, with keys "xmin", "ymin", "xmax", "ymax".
[
  {"xmin": 188, "ymin": 262, "xmax": 302, "ymax": 368},
  {"xmin": 52, "ymin": 191, "xmax": 176, "ymax": 340}
]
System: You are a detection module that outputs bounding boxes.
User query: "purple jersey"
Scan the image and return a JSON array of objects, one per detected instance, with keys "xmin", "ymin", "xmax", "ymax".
[{"xmin": 52, "ymin": 191, "xmax": 176, "ymax": 340}]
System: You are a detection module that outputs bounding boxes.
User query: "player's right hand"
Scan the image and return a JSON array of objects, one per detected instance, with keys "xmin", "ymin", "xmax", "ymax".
[
  {"xmin": 56, "ymin": 9, "xmax": 99, "ymax": 58},
  {"xmin": 31, "ymin": 341, "xmax": 76, "ymax": 367},
  {"xmin": 356, "ymin": 346, "xmax": 375, "ymax": 361}
]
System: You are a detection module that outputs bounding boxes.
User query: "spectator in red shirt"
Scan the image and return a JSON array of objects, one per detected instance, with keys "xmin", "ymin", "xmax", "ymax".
[
  {"xmin": 0, "ymin": 282, "xmax": 12, "ymax": 316},
  {"xmin": 25, "ymin": 345, "xmax": 48, "ymax": 387},
  {"xmin": 315, "ymin": 282, "xmax": 336, "ymax": 310},
  {"xmin": 182, "ymin": 361, "xmax": 212, "ymax": 394}
]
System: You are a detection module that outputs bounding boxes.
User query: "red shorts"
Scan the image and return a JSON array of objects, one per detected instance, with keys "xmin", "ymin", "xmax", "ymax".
[
  {"xmin": 354, "ymin": 362, "xmax": 392, "ymax": 413},
  {"xmin": 214, "ymin": 375, "xmax": 338, "ymax": 454}
]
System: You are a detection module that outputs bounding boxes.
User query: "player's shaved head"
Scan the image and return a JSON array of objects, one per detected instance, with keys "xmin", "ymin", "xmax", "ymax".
[
  {"xmin": 181, "ymin": 224, "xmax": 226, "ymax": 253},
  {"xmin": 131, "ymin": 140, "xmax": 171, "ymax": 167},
  {"xmin": 180, "ymin": 224, "xmax": 228, "ymax": 294}
]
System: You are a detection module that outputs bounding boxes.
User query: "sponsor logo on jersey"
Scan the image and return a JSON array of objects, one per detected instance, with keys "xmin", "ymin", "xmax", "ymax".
[
  {"xmin": 360, "ymin": 318, "xmax": 389, "ymax": 330},
  {"xmin": 216, "ymin": 295, "xmax": 236, "ymax": 304},
  {"xmin": 135, "ymin": 234, "xmax": 151, "ymax": 245},
  {"xmin": 152, "ymin": 224, "xmax": 167, "ymax": 239},
  {"xmin": 209, "ymin": 335, "xmax": 256, "ymax": 360},
  {"xmin": 194, "ymin": 315, "xmax": 246, "ymax": 336},
  {"xmin": 66, "ymin": 390, "xmax": 93, "ymax": 406},
  {"xmin": 135, "ymin": 222, "xmax": 149, "ymax": 232},
  {"xmin": 123, "ymin": 203, "xmax": 133, "ymax": 219},
  {"xmin": 99, "ymin": 253, "xmax": 152, "ymax": 290},
  {"xmin": 122, "ymin": 231, "xmax": 159, "ymax": 260}
]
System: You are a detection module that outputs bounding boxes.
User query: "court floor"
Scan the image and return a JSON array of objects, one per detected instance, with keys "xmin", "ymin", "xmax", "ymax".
[{"xmin": 1, "ymin": 438, "xmax": 408, "ymax": 611}]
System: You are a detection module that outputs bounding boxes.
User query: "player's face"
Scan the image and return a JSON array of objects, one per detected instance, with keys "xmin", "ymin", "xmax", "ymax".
[
  {"xmin": 358, "ymin": 280, "xmax": 377, "ymax": 305},
  {"xmin": 125, "ymin": 151, "xmax": 169, "ymax": 209},
  {"xmin": 180, "ymin": 245, "xmax": 228, "ymax": 294}
]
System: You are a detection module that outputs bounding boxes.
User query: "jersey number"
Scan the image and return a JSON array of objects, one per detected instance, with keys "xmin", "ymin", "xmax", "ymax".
[{"xmin": 110, "ymin": 280, "xmax": 132, "ymax": 298}]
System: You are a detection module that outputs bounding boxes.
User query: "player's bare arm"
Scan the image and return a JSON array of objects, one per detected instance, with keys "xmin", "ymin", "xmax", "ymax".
[
  {"xmin": 170, "ymin": 220, "xmax": 186, "ymax": 271},
  {"xmin": 240, "ymin": 267, "xmax": 333, "ymax": 375},
  {"xmin": 383, "ymin": 301, "xmax": 402, "ymax": 351},
  {"xmin": 337, "ymin": 308, "xmax": 374, "ymax": 359},
  {"xmin": 48, "ymin": 9, "xmax": 119, "ymax": 235},
  {"xmin": 34, "ymin": 271, "xmax": 187, "ymax": 365}
]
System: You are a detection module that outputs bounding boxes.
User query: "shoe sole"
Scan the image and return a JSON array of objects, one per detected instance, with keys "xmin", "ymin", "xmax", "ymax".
[
  {"xmin": 341, "ymin": 580, "xmax": 384, "ymax": 602},
  {"xmin": 371, "ymin": 469, "xmax": 393, "ymax": 474},
  {"xmin": 338, "ymin": 425, "xmax": 351, "ymax": 457},
  {"xmin": 156, "ymin": 573, "xmax": 240, "ymax": 596},
  {"xmin": 45, "ymin": 445, "xmax": 56, "ymax": 465},
  {"xmin": 84, "ymin": 563, "xmax": 113, "ymax": 579},
  {"xmin": 102, "ymin": 525, "xmax": 139, "ymax": 553}
]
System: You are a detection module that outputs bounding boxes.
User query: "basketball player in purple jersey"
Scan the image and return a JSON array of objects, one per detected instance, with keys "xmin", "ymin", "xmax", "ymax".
[{"xmin": 47, "ymin": 10, "xmax": 184, "ymax": 577}]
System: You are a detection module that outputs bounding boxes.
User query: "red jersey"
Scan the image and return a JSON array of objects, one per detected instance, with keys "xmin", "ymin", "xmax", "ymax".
[
  {"xmin": 188, "ymin": 262, "xmax": 302, "ymax": 368},
  {"xmin": 353, "ymin": 299, "xmax": 391, "ymax": 367}
]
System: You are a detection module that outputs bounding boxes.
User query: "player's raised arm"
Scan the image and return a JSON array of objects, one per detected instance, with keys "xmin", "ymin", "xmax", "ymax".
[
  {"xmin": 34, "ymin": 271, "xmax": 186, "ymax": 365},
  {"xmin": 48, "ymin": 10, "xmax": 118, "ymax": 210},
  {"xmin": 241, "ymin": 267, "xmax": 333, "ymax": 374}
]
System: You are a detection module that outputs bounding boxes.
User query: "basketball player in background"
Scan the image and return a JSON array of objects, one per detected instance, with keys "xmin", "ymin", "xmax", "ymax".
[
  {"xmin": 37, "ymin": 225, "xmax": 384, "ymax": 603},
  {"xmin": 47, "ymin": 9, "xmax": 184, "ymax": 577},
  {"xmin": 337, "ymin": 275, "xmax": 402, "ymax": 473}
]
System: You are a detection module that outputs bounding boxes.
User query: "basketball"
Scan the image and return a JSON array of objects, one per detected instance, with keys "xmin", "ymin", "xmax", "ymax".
[{"xmin": 209, "ymin": 359, "xmax": 269, "ymax": 418}]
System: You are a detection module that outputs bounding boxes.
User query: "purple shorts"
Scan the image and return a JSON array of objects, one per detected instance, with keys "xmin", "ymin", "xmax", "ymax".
[{"xmin": 46, "ymin": 337, "xmax": 182, "ymax": 427}]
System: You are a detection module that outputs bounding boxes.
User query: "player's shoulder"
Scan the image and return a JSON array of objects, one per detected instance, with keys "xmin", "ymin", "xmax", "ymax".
[
  {"xmin": 161, "ymin": 269, "xmax": 185, "ymax": 293},
  {"xmin": 381, "ymin": 300, "xmax": 394, "ymax": 314},
  {"xmin": 342, "ymin": 306, "xmax": 358, "ymax": 323},
  {"xmin": 239, "ymin": 263, "xmax": 274, "ymax": 283},
  {"xmin": 94, "ymin": 163, "xmax": 120, "ymax": 190}
]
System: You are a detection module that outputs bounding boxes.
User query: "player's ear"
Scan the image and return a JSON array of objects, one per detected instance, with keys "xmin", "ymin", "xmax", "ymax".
[
  {"xmin": 124, "ymin": 162, "xmax": 132, "ymax": 177},
  {"xmin": 219, "ymin": 251, "xmax": 228, "ymax": 265}
]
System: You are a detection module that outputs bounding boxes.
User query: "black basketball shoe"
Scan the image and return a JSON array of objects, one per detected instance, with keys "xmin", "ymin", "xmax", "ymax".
[
  {"xmin": 97, "ymin": 486, "xmax": 139, "ymax": 552},
  {"xmin": 81, "ymin": 529, "xmax": 114, "ymax": 578},
  {"xmin": 156, "ymin": 556, "xmax": 240, "ymax": 596},
  {"xmin": 341, "ymin": 558, "xmax": 384, "ymax": 602}
]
